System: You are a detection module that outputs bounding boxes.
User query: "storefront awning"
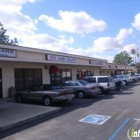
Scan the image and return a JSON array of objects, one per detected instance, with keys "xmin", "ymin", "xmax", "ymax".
[{"xmin": 49, "ymin": 65, "xmax": 59, "ymax": 74}]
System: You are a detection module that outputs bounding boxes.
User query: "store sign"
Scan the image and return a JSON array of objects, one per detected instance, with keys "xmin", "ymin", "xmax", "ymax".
[
  {"xmin": 47, "ymin": 54, "xmax": 77, "ymax": 63},
  {"xmin": 0, "ymin": 48, "xmax": 16, "ymax": 58},
  {"xmin": 89, "ymin": 60, "xmax": 104, "ymax": 65},
  {"xmin": 109, "ymin": 65, "xmax": 116, "ymax": 69}
]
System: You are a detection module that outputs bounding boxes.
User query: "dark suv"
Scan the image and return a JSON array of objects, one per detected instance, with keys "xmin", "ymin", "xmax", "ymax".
[{"xmin": 83, "ymin": 76, "xmax": 115, "ymax": 94}]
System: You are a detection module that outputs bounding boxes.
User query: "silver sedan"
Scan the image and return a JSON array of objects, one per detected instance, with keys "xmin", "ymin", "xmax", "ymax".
[{"xmin": 61, "ymin": 80, "xmax": 100, "ymax": 99}]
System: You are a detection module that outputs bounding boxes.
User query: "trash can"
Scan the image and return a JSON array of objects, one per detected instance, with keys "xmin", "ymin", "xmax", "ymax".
[
  {"xmin": 115, "ymin": 81, "xmax": 122, "ymax": 91},
  {"xmin": 9, "ymin": 87, "xmax": 16, "ymax": 97}
]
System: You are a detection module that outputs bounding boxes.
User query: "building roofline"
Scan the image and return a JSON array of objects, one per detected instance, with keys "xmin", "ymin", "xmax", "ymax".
[{"xmin": 0, "ymin": 44, "xmax": 107, "ymax": 62}]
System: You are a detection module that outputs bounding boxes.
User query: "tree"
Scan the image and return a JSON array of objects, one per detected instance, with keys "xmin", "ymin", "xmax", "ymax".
[
  {"xmin": 113, "ymin": 51, "xmax": 133, "ymax": 65},
  {"xmin": 137, "ymin": 53, "xmax": 139, "ymax": 63},
  {"xmin": 0, "ymin": 22, "xmax": 18, "ymax": 45},
  {"xmin": 136, "ymin": 53, "xmax": 140, "ymax": 70},
  {"xmin": 131, "ymin": 49, "xmax": 135, "ymax": 65}
]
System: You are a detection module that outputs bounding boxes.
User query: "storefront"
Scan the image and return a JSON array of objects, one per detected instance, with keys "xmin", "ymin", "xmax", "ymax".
[
  {"xmin": 76, "ymin": 69, "xmax": 94, "ymax": 80},
  {"xmin": 15, "ymin": 68, "xmax": 42, "ymax": 91},
  {"xmin": 50, "ymin": 68, "xmax": 72, "ymax": 85},
  {"xmin": 100, "ymin": 63, "xmax": 136, "ymax": 76},
  {"xmin": 0, "ymin": 44, "xmax": 108, "ymax": 98}
]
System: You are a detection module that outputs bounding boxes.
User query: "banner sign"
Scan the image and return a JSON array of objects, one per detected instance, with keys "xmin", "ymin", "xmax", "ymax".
[
  {"xmin": 0, "ymin": 48, "xmax": 16, "ymax": 58},
  {"xmin": 89, "ymin": 60, "xmax": 104, "ymax": 65},
  {"xmin": 47, "ymin": 54, "xmax": 77, "ymax": 63}
]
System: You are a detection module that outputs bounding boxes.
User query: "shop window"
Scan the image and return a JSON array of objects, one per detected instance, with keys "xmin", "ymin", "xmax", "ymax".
[
  {"xmin": 15, "ymin": 68, "xmax": 42, "ymax": 91},
  {"xmin": 77, "ymin": 69, "xmax": 94, "ymax": 80},
  {"xmin": 34, "ymin": 69, "xmax": 42, "ymax": 86},
  {"xmin": 24, "ymin": 69, "xmax": 33, "ymax": 89},
  {"xmin": 15, "ymin": 69, "xmax": 24, "ymax": 90},
  {"xmin": 50, "ymin": 69, "xmax": 72, "ymax": 85}
]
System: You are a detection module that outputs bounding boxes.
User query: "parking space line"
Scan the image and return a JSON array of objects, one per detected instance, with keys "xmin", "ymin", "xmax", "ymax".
[
  {"xmin": 108, "ymin": 118, "xmax": 131, "ymax": 140},
  {"xmin": 124, "ymin": 119, "xmax": 140, "ymax": 140}
]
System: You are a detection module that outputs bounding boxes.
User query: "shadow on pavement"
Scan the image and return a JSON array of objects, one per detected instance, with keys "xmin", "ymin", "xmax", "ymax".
[{"xmin": 0, "ymin": 81, "xmax": 139, "ymax": 139}]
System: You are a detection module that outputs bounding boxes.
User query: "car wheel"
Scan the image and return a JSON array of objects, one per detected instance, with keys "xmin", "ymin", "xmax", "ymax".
[
  {"xmin": 132, "ymin": 79, "xmax": 136, "ymax": 83},
  {"xmin": 43, "ymin": 96, "xmax": 52, "ymax": 106},
  {"xmin": 124, "ymin": 80, "xmax": 128, "ymax": 85},
  {"xmin": 105, "ymin": 90, "xmax": 109, "ymax": 94},
  {"xmin": 99, "ymin": 87, "xmax": 104, "ymax": 94},
  {"xmin": 77, "ymin": 91, "xmax": 85, "ymax": 99},
  {"xmin": 17, "ymin": 95, "xmax": 23, "ymax": 103}
]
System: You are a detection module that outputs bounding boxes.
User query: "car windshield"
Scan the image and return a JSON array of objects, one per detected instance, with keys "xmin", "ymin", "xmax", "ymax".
[{"xmin": 79, "ymin": 80, "xmax": 89, "ymax": 85}]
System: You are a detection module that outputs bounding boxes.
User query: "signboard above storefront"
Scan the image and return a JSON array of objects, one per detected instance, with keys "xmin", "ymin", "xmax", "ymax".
[
  {"xmin": 0, "ymin": 48, "xmax": 16, "ymax": 58},
  {"xmin": 108, "ymin": 65, "xmax": 116, "ymax": 69},
  {"xmin": 46, "ymin": 54, "xmax": 77, "ymax": 63},
  {"xmin": 89, "ymin": 60, "xmax": 104, "ymax": 65}
]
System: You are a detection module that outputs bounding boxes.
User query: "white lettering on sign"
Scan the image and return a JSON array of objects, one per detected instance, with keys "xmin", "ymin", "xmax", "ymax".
[
  {"xmin": 47, "ymin": 54, "xmax": 77, "ymax": 63},
  {"xmin": 89, "ymin": 60, "xmax": 103, "ymax": 65},
  {"xmin": 0, "ymin": 48, "xmax": 16, "ymax": 58}
]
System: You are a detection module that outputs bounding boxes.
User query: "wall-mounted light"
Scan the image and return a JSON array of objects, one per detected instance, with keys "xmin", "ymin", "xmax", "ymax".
[{"xmin": 45, "ymin": 65, "xmax": 49, "ymax": 69}]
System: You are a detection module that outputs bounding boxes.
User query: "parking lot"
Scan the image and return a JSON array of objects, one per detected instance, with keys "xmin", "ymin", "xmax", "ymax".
[{"xmin": 0, "ymin": 81, "xmax": 140, "ymax": 140}]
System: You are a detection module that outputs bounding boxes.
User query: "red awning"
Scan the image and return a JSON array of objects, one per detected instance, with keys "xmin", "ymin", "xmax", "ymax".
[{"xmin": 49, "ymin": 65, "xmax": 59, "ymax": 74}]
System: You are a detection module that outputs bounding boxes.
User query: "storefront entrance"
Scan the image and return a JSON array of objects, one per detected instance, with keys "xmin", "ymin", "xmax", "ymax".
[
  {"xmin": 50, "ymin": 69, "xmax": 72, "ymax": 85},
  {"xmin": 76, "ymin": 69, "xmax": 94, "ymax": 80},
  {"xmin": 0, "ymin": 68, "xmax": 2, "ymax": 98},
  {"xmin": 15, "ymin": 68, "xmax": 42, "ymax": 91}
]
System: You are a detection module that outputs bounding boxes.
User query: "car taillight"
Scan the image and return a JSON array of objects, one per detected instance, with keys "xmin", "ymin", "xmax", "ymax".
[
  {"xmin": 59, "ymin": 92, "xmax": 67, "ymax": 96},
  {"xmin": 90, "ymin": 87, "xmax": 96, "ymax": 90},
  {"xmin": 107, "ymin": 83, "xmax": 110, "ymax": 87}
]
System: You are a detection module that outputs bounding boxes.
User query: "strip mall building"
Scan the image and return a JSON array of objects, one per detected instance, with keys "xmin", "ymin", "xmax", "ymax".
[{"xmin": 0, "ymin": 44, "xmax": 136, "ymax": 98}]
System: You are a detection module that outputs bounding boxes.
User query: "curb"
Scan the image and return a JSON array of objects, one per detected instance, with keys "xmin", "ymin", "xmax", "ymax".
[{"xmin": 0, "ymin": 107, "xmax": 62, "ymax": 132}]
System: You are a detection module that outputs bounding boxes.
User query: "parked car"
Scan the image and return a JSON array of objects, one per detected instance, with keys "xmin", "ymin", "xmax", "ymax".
[
  {"xmin": 125, "ymin": 74, "xmax": 138, "ymax": 83},
  {"xmin": 14, "ymin": 84, "xmax": 75, "ymax": 106},
  {"xmin": 61, "ymin": 80, "xmax": 100, "ymax": 99},
  {"xmin": 112, "ymin": 75, "xmax": 131, "ymax": 85},
  {"xmin": 135, "ymin": 74, "xmax": 140, "ymax": 80},
  {"xmin": 83, "ymin": 76, "xmax": 115, "ymax": 94},
  {"xmin": 131, "ymin": 75, "xmax": 139, "ymax": 82},
  {"xmin": 124, "ymin": 75, "xmax": 133, "ymax": 82},
  {"xmin": 134, "ymin": 74, "xmax": 140, "ymax": 80}
]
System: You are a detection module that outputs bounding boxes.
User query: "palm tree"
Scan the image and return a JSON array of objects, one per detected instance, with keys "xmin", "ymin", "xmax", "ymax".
[
  {"xmin": 137, "ymin": 53, "xmax": 140, "ymax": 69},
  {"xmin": 131, "ymin": 49, "xmax": 135, "ymax": 65},
  {"xmin": 137, "ymin": 53, "xmax": 139, "ymax": 62}
]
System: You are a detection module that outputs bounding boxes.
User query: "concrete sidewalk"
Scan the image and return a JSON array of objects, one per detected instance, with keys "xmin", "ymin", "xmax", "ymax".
[{"xmin": 0, "ymin": 98, "xmax": 62, "ymax": 132}]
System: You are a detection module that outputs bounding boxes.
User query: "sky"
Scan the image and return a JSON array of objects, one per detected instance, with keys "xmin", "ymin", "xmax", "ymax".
[{"xmin": 0, "ymin": 0, "xmax": 140, "ymax": 62}]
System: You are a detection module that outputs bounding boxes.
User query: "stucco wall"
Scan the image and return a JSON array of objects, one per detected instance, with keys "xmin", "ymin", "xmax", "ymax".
[
  {"xmin": 0, "ymin": 62, "xmax": 49, "ymax": 98},
  {"xmin": 0, "ymin": 62, "xmax": 101, "ymax": 97}
]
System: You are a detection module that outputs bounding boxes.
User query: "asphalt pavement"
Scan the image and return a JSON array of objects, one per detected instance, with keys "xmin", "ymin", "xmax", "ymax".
[{"xmin": 0, "ymin": 81, "xmax": 140, "ymax": 140}]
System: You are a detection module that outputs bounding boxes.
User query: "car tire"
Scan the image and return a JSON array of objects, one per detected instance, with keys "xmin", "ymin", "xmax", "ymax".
[
  {"xmin": 77, "ymin": 91, "xmax": 85, "ymax": 99},
  {"xmin": 17, "ymin": 95, "xmax": 23, "ymax": 103},
  {"xmin": 105, "ymin": 90, "xmax": 109, "ymax": 94},
  {"xmin": 99, "ymin": 87, "xmax": 104, "ymax": 94},
  {"xmin": 43, "ymin": 96, "xmax": 52, "ymax": 106},
  {"xmin": 132, "ymin": 79, "xmax": 136, "ymax": 83},
  {"xmin": 123, "ymin": 80, "xmax": 128, "ymax": 85}
]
